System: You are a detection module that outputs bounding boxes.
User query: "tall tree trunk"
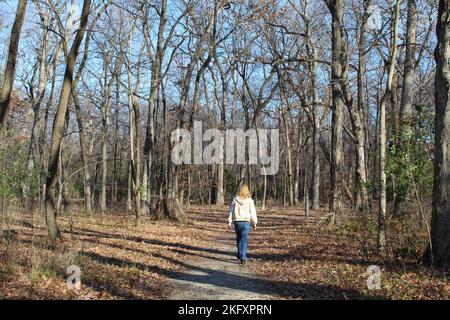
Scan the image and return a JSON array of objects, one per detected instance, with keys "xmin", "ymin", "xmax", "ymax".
[
  {"xmin": 214, "ymin": 59, "xmax": 228, "ymax": 206},
  {"xmin": 71, "ymin": 92, "xmax": 92, "ymax": 215},
  {"xmin": 294, "ymin": 121, "xmax": 302, "ymax": 205},
  {"xmin": 127, "ymin": 92, "xmax": 135, "ymax": 214},
  {"xmin": 394, "ymin": 0, "xmax": 418, "ymax": 216},
  {"xmin": 124, "ymin": 24, "xmax": 137, "ymax": 215},
  {"xmin": 352, "ymin": 0, "xmax": 371, "ymax": 212},
  {"xmin": 378, "ymin": 0, "xmax": 401, "ymax": 254},
  {"xmin": 143, "ymin": 0, "xmax": 167, "ymax": 215},
  {"xmin": 301, "ymin": 4, "xmax": 321, "ymax": 210},
  {"xmin": 310, "ymin": 59, "xmax": 321, "ymax": 210},
  {"xmin": 25, "ymin": 8, "xmax": 50, "ymax": 211},
  {"xmin": 400, "ymin": 0, "xmax": 417, "ymax": 131},
  {"xmin": 100, "ymin": 65, "xmax": 111, "ymax": 214},
  {"xmin": 44, "ymin": 0, "xmax": 91, "ymax": 240},
  {"xmin": 326, "ymin": 0, "xmax": 345, "ymax": 223},
  {"xmin": 134, "ymin": 102, "xmax": 142, "ymax": 223},
  {"xmin": 0, "ymin": 0, "xmax": 27, "ymax": 133},
  {"xmin": 304, "ymin": 130, "xmax": 310, "ymax": 214},
  {"xmin": 425, "ymin": 0, "xmax": 450, "ymax": 270},
  {"xmin": 39, "ymin": 45, "xmax": 61, "ymax": 212},
  {"xmin": 283, "ymin": 111, "xmax": 294, "ymax": 207},
  {"xmin": 100, "ymin": 107, "xmax": 109, "ymax": 214},
  {"xmin": 111, "ymin": 77, "xmax": 120, "ymax": 206}
]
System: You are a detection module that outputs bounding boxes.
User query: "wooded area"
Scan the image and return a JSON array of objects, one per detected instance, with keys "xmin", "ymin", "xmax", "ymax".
[{"xmin": 0, "ymin": 0, "xmax": 448, "ymax": 300}]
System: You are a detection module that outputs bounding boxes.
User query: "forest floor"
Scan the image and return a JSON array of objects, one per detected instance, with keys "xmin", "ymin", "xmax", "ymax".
[{"xmin": 0, "ymin": 205, "xmax": 448, "ymax": 300}]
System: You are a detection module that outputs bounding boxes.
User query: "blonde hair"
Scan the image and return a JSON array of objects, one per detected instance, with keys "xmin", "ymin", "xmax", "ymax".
[{"xmin": 237, "ymin": 185, "xmax": 252, "ymax": 200}]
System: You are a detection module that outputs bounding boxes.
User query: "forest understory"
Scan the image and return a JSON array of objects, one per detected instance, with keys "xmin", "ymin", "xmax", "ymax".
[{"xmin": 0, "ymin": 205, "xmax": 448, "ymax": 300}]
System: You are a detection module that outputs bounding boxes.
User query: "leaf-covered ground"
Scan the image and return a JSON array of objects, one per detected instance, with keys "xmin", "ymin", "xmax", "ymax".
[
  {"xmin": 0, "ymin": 205, "xmax": 448, "ymax": 300},
  {"xmin": 246, "ymin": 207, "xmax": 449, "ymax": 300},
  {"xmin": 0, "ymin": 210, "xmax": 214, "ymax": 299}
]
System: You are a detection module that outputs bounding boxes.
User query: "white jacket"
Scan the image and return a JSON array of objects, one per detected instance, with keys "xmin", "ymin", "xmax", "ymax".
[{"xmin": 228, "ymin": 197, "xmax": 258, "ymax": 225}]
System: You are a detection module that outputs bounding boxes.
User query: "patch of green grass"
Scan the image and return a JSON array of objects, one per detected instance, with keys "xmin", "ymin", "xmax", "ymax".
[
  {"xmin": 0, "ymin": 262, "xmax": 18, "ymax": 281},
  {"xmin": 30, "ymin": 264, "xmax": 57, "ymax": 282}
]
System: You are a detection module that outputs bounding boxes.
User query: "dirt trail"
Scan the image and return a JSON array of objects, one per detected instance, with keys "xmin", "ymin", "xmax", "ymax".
[{"xmin": 167, "ymin": 231, "xmax": 279, "ymax": 300}]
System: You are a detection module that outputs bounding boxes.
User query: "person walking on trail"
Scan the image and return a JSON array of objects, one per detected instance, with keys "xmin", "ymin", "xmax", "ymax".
[{"xmin": 228, "ymin": 185, "xmax": 258, "ymax": 265}]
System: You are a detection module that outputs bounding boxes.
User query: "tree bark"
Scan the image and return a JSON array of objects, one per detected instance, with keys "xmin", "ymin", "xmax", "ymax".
[
  {"xmin": 400, "ymin": 0, "xmax": 417, "ymax": 132},
  {"xmin": 352, "ymin": 0, "xmax": 371, "ymax": 212},
  {"xmin": 71, "ymin": 92, "xmax": 92, "ymax": 215},
  {"xmin": 45, "ymin": 0, "xmax": 91, "ymax": 240},
  {"xmin": 0, "ymin": 0, "xmax": 27, "ymax": 133},
  {"xmin": 394, "ymin": 0, "xmax": 418, "ymax": 216},
  {"xmin": 283, "ymin": 108, "xmax": 294, "ymax": 207},
  {"xmin": 111, "ymin": 77, "xmax": 120, "ymax": 206},
  {"xmin": 425, "ymin": 0, "xmax": 450, "ymax": 270},
  {"xmin": 214, "ymin": 58, "xmax": 228, "ymax": 206},
  {"xmin": 133, "ymin": 102, "xmax": 142, "ymax": 223},
  {"xmin": 25, "ymin": 7, "xmax": 50, "ymax": 211},
  {"xmin": 143, "ymin": 0, "xmax": 167, "ymax": 215},
  {"xmin": 310, "ymin": 58, "xmax": 321, "ymax": 210},
  {"xmin": 377, "ymin": 0, "xmax": 401, "ymax": 254},
  {"xmin": 325, "ymin": 0, "xmax": 345, "ymax": 223},
  {"xmin": 100, "ymin": 61, "xmax": 113, "ymax": 214}
]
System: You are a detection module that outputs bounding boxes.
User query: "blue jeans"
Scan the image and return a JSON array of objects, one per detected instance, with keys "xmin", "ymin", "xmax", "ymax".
[{"xmin": 234, "ymin": 222, "xmax": 251, "ymax": 261}]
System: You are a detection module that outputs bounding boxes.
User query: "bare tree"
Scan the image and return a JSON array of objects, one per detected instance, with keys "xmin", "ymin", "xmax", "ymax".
[
  {"xmin": 352, "ymin": 0, "xmax": 371, "ymax": 212},
  {"xmin": 377, "ymin": 0, "xmax": 401, "ymax": 254},
  {"xmin": 23, "ymin": 1, "xmax": 51, "ymax": 211},
  {"xmin": 0, "ymin": 0, "xmax": 28, "ymax": 133},
  {"xmin": 394, "ymin": 0, "xmax": 418, "ymax": 216},
  {"xmin": 45, "ymin": 0, "xmax": 91, "ymax": 240},
  {"xmin": 325, "ymin": 0, "xmax": 345, "ymax": 223}
]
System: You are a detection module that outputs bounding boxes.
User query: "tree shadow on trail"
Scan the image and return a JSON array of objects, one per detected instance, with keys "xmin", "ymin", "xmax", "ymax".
[
  {"xmin": 69, "ymin": 226, "xmax": 388, "ymax": 299},
  {"xmin": 247, "ymin": 244, "xmax": 423, "ymax": 275},
  {"xmin": 80, "ymin": 250, "xmax": 387, "ymax": 300},
  {"xmin": 71, "ymin": 227, "xmax": 234, "ymax": 257}
]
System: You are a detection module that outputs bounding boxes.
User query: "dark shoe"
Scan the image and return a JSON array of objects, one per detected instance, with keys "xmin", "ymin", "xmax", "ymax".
[{"xmin": 240, "ymin": 259, "xmax": 247, "ymax": 265}]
